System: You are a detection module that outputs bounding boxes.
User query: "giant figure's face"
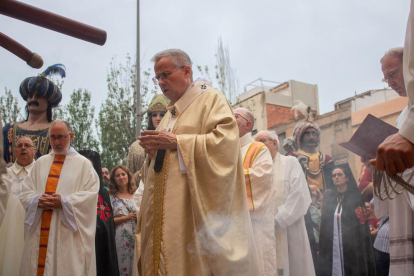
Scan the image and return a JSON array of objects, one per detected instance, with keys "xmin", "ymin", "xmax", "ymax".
[
  {"xmin": 381, "ymin": 56, "xmax": 406, "ymax": 97},
  {"xmin": 154, "ymin": 57, "xmax": 192, "ymax": 105},
  {"xmin": 300, "ymin": 127, "xmax": 319, "ymax": 153},
  {"xmin": 27, "ymin": 93, "xmax": 48, "ymax": 114}
]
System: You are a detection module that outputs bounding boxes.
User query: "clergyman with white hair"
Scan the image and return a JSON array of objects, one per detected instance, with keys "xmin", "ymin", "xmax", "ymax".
[{"xmin": 255, "ymin": 130, "xmax": 315, "ymax": 276}]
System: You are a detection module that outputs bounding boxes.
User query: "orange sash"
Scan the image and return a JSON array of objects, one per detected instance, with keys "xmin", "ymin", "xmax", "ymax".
[
  {"xmin": 243, "ymin": 142, "xmax": 265, "ymax": 212},
  {"xmin": 37, "ymin": 154, "xmax": 66, "ymax": 276}
]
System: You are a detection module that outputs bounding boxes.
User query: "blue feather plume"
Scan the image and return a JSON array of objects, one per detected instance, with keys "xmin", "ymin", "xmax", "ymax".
[{"xmin": 43, "ymin": 64, "xmax": 66, "ymax": 78}]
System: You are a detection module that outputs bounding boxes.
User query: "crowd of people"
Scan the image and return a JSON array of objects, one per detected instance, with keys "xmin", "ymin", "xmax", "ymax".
[{"xmin": 0, "ymin": 3, "xmax": 414, "ymax": 275}]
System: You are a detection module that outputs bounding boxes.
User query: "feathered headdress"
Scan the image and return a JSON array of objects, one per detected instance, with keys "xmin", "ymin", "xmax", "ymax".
[
  {"xmin": 19, "ymin": 64, "xmax": 66, "ymax": 107},
  {"xmin": 291, "ymin": 100, "xmax": 313, "ymax": 121},
  {"xmin": 43, "ymin": 64, "xmax": 66, "ymax": 78}
]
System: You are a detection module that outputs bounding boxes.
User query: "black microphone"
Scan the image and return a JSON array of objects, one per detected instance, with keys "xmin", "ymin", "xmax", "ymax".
[{"xmin": 154, "ymin": 149, "xmax": 166, "ymax": 173}]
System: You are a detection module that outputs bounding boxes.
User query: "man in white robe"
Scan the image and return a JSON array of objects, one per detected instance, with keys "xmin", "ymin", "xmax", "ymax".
[
  {"xmin": 256, "ymin": 130, "xmax": 315, "ymax": 276},
  {"xmin": 0, "ymin": 137, "xmax": 36, "ymax": 276},
  {"xmin": 373, "ymin": 47, "xmax": 414, "ymax": 276},
  {"xmin": 234, "ymin": 107, "xmax": 276, "ymax": 276},
  {"xmin": 19, "ymin": 120, "xmax": 99, "ymax": 276}
]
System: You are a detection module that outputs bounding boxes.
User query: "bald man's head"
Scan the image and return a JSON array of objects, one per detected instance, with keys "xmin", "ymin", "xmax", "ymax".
[{"xmin": 233, "ymin": 107, "xmax": 255, "ymax": 138}]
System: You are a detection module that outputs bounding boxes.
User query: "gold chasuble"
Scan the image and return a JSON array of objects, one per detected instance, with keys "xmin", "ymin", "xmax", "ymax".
[
  {"xmin": 136, "ymin": 80, "xmax": 261, "ymax": 276},
  {"xmin": 37, "ymin": 155, "xmax": 66, "ymax": 276},
  {"xmin": 243, "ymin": 142, "xmax": 265, "ymax": 212}
]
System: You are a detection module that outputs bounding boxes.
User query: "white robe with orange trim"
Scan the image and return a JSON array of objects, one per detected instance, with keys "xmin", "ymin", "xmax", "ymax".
[
  {"xmin": 19, "ymin": 151, "xmax": 99, "ymax": 276},
  {"xmin": 240, "ymin": 132, "xmax": 276, "ymax": 276}
]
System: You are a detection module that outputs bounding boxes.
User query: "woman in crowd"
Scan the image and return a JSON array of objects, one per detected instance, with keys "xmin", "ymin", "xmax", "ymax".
[
  {"xmin": 109, "ymin": 165, "xmax": 138, "ymax": 276},
  {"xmin": 319, "ymin": 165, "xmax": 376, "ymax": 276}
]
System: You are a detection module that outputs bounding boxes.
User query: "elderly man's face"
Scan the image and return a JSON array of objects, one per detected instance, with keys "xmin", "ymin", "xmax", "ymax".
[
  {"xmin": 381, "ymin": 56, "xmax": 406, "ymax": 97},
  {"xmin": 255, "ymin": 132, "xmax": 278, "ymax": 159},
  {"xmin": 301, "ymin": 127, "xmax": 319, "ymax": 153},
  {"xmin": 233, "ymin": 108, "xmax": 252, "ymax": 138},
  {"xmin": 49, "ymin": 122, "xmax": 74, "ymax": 155},
  {"xmin": 13, "ymin": 137, "xmax": 35, "ymax": 167},
  {"xmin": 154, "ymin": 57, "xmax": 192, "ymax": 105}
]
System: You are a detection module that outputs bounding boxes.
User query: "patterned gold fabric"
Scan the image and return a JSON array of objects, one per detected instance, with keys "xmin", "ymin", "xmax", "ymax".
[{"xmin": 136, "ymin": 81, "xmax": 261, "ymax": 275}]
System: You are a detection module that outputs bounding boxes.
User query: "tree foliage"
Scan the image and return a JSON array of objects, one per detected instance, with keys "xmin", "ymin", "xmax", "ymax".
[
  {"xmin": 0, "ymin": 87, "xmax": 23, "ymax": 125},
  {"xmin": 56, "ymin": 88, "xmax": 99, "ymax": 151},
  {"xmin": 96, "ymin": 56, "xmax": 156, "ymax": 169}
]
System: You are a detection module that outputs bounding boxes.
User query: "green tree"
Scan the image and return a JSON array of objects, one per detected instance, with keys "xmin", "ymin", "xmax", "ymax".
[
  {"xmin": 0, "ymin": 87, "xmax": 23, "ymax": 125},
  {"xmin": 61, "ymin": 88, "xmax": 99, "ymax": 151},
  {"xmin": 51, "ymin": 79, "xmax": 66, "ymax": 121},
  {"xmin": 52, "ymin": 105, "xmax": 66, "ymax": 121},
  {"xmin": 97, "ymin": 55, "xmax": 156, "ymax": 169}
]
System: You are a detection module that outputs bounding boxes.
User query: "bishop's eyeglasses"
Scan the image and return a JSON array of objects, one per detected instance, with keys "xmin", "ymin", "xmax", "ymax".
[
  {"xmin": 382, "ymin": 67, "xmax": 402, "ymax": 83},
  {"xmin": 152, "ymin": 66, "xmax": 184, "ymax": 85}
]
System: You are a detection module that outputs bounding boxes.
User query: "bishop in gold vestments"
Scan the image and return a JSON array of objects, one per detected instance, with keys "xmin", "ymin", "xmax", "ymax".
[{"xmin": 136, "ymin": 79, "xmax": 261, "ymax": 276}]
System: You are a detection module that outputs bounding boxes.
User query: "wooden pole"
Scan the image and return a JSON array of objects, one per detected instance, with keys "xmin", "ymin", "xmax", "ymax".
[
  {"xmin": 0, "ymin": 0, "xmax": 107, "ymax": 46},
  {"xmin": 0, "ymin": 32, "xmax": 43, "ymax": 68},
  {"xmin": 135, "ymin": 0, "xmax": 141, "ymax": 136}
]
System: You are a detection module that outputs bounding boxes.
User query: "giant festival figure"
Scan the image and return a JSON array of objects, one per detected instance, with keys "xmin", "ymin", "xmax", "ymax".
[{"xmin": 3, "ymin": 64, "xmax": 66, "ymax": 163}]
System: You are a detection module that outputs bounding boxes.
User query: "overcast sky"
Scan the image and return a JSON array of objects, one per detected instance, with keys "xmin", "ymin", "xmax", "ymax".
[{"xmin": 0, "ymin": 0, "xmax": 410, "ymax": 115}]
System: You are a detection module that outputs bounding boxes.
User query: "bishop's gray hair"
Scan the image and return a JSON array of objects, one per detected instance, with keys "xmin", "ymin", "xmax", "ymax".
[
  {"xmin": 151, "ymin": 49, "xmax": 193, "ymax": 69},
  {"xmin": 50, "ymin": 119, "xmax": 72, "ymax": 132},
  {"xmin": 380, "ymin": 47, "xmax": 403, "ymax": 63},
  {"xmin": 257, "ymin": 130, "xmax": 279, "ymax": 145}
]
